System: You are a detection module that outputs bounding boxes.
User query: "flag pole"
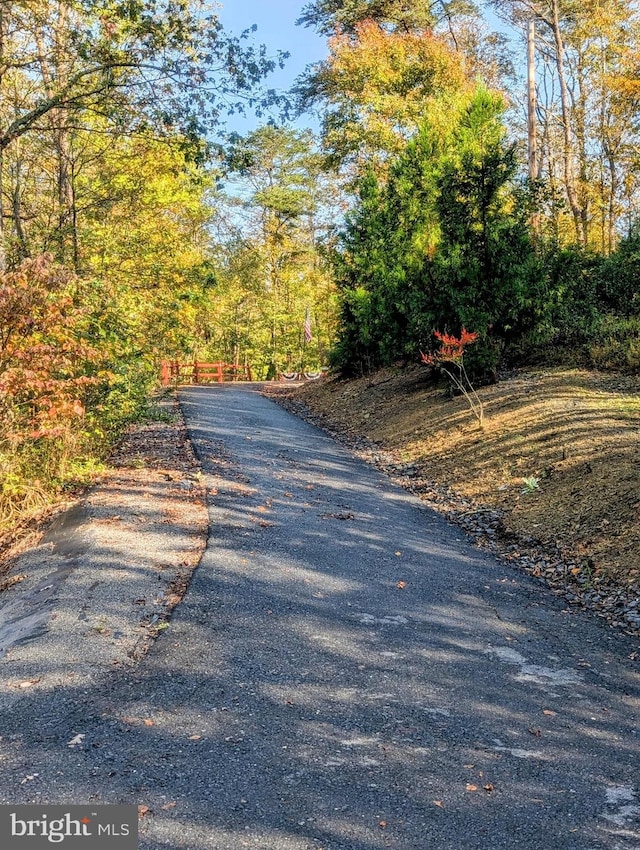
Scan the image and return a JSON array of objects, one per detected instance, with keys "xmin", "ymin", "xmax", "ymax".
[{"xmin": 302, "ymin": 306, "xmax": 312, "ymax": 376}]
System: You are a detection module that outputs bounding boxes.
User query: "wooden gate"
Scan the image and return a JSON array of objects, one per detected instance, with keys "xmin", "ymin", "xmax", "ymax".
[{"xmin": 160, "ymin": 361, "xmax": 253, "ymax": 385}]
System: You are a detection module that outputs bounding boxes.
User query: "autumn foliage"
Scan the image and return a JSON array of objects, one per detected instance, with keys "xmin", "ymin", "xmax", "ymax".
[
  {"xmin": 420, "ymin": 329, "xmax": 479, "ymax": 366},
  {"xmin": 0, "ymin": 256, "xmax": 101, "ymax": 436},
  {"xmin": 314, "ymin": 19, "xmax": 467, "ymax": 169},
  {"xmin": 0, "ymin": 256, "xmax": 107, "ymax": 526},
  {"xmin": 421, "ymin": 329, "xmax": 484, "ymax": 429}
]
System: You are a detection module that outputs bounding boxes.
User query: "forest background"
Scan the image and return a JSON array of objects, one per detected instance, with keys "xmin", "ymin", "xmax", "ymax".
[{"xmin": 1, "ymin": 0, "xmax": 640, "ymax": 535}]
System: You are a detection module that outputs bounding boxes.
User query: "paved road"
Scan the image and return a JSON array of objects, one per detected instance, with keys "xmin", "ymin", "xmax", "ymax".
[{"xmin": 1, "ymin": 384, "xmax": 639, "ymax": 849}]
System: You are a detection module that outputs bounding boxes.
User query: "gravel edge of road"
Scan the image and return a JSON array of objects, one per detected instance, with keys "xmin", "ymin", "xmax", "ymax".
[
  {"xmin": 264, "ymin": 385, "xmax": 640, "ymax": 647},
  {"xmin": 0, "ymin": 393, "xmax": 210, "ymax": 704}
]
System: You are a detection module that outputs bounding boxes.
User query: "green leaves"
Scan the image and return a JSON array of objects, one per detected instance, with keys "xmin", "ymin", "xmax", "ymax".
[
  {"xmin": 0, "ymin": 0, "xmax": 287, "ymax": 157},
  {"xmin": 330, "ymin": 85, "xmax": 541, "ymax": 377}
]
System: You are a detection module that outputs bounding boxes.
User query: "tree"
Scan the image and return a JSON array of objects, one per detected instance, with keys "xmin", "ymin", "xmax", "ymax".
[
  {"xmin": 297, "ymin": 0, "xmax": 437, "ymax": 35},
  {"xmin": 489, "ymin": 0, "xmax": 640, "ymax": 249},
  {"xmin": 431, "ymin": 88, "xmax": 541, "ymax": 365},
  {"xmin": 0, "ymin": 0, "xmax": 287, "ymax": 267},
  {"xmin": 296, "ymin": 15, "xmax": 468, "ymax": 175},
  {"xmin": 330, "ymin": 87, "xmax": 541, "ymax": 376},
  {"xmin": 76, "ymin": 129, "xmax": 216, "ymax": 362},
  {"xmin": 201, "ymin": 127, "xmax": 339, "ymax": 377},
  {"xmin": 297, "ymin": 20, "xmax": 467, "ymax": 173}
]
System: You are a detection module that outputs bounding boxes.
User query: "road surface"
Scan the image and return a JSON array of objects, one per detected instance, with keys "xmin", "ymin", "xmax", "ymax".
[{"xmin": 0, "ymin": 384, "xmax": 639, "ymax": 850}]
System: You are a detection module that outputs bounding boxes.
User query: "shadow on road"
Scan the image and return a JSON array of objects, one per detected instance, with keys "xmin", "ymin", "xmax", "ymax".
[{"xmin": 0, "ymin": 385, "xmax": 639, "ymax": 850}]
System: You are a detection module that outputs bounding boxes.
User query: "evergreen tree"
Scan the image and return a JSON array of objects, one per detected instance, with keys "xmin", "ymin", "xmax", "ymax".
[
  {"xmin": 330, "ymin": 86, "xmax": 541, "ymax": 375},
  {"xmin": 430, "ymin": 88, "xmax": 541, "ymax": 370}
]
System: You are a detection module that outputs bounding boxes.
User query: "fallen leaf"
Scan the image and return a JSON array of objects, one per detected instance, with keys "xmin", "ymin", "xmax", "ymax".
[
  {"xmin": 160, "ymin": 802, "xmax": 176, "ymax": 810},
  {"xmin": 138, "ymin": 805, "xmax": 151, "ymax": 817},
  {"xmin": 396, "ymin": 580, "xmax": 407, "ymax": 589},
  {"xmin": 528, "ymin": 727, "xmax": 542, "ymax": 737},
  {"xmin": 284, "ymin": 492, "xmax": 293, "ymax": 498},
  {"xmin": 542, "ymin": 709, "xmax": 556, "ymax": 716},
  {"xmin": 0, "ymin": 573, "xmax": 27, "ymax": 592},
  {"xmin": 379, "ymin": 820, "xmax": 387, "ymax": 829},
  {"xmin": 395, "ymin": 551, "xmax": 402, "ymax": 556},
  {"xmin": 433, "ymin": 800, "xmax": 444, "ymax": 808},
  {"xmin": 483, "ymin": 784, "xmax": 494, "ymax": 793},
  {"xmin": 188, "ymin": 734, "xmax": 202, "ymax": 740},
  {"xmin": 18, "ymin": 679, "xmax": 40, "ymax": 688},
  {"xmin": 466, "ymin": 784, "xmax": 479, "ymax": 792},
  {"xmin": 144, "ymin": 719, "xmax": 155, "ymax": 727},
  {"xmin": 67, "ymin": 734, "xmax": 86, "ymax": 748}
]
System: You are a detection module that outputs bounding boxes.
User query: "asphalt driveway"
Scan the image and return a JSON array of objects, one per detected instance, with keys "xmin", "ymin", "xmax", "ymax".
[{"xmin": 0, "ymin": 384, "xmax": 639, "ymax": 850}]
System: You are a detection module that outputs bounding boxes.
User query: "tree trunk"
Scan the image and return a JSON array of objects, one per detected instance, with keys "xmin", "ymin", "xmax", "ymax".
[
  {"xmin": 549, "ymin": 0, "xmax": 585, "ymax": 245},
  {"xmin": 11, "ymin": 143, "xmax": 28, "ymax": 259},
  {"xmin": 527, "ymin": 19, "xmax": 537, "ymax": 181},
  {"xmin": 35, "ymin": 2, "xmax": 76, "ymax": 263}
]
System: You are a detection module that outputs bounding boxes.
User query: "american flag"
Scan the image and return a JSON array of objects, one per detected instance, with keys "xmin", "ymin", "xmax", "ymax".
[{"xmin": 304, "ymin": 307, "xmax": 312, "ymax": 343}]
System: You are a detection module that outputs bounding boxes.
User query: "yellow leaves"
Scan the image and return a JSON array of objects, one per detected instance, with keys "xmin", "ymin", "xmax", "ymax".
[
  {"xmin": 321, "ymin": 18, "xmax": 470, "ymax": 168},
  {"xmin": 328, "ymin": 21, "xmax": 466, "ymax": 101},
  {"xmin": 466, "ymin": 783, "xmax": 493, "ymax": 794},
  {"xmin": 15, "ymin": 678, "xmax": 41, "ymax": 689}
]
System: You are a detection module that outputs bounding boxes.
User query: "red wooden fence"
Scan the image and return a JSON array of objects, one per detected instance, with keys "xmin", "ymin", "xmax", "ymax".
[{"xmin": 160, "ymin": 361, "xmax": 253, "ymax": 385}]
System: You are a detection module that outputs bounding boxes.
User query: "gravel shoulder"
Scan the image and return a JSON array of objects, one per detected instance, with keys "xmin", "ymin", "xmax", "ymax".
[{"xmin": 0, "ymin": 395, "xmax": 208, "ymax": 706}]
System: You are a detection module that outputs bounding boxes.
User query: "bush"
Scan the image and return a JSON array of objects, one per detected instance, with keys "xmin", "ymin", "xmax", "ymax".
[
  {"xmin": 0, "ymin": 256, "xmax": 158, "ymax": 533},
  {"xmin": 588, "ymin": 314, "xmax": 640, "ymax": 372},
  {"xmin": 596, "ymin": 227, "xmax": 640, "ymax": 315}
]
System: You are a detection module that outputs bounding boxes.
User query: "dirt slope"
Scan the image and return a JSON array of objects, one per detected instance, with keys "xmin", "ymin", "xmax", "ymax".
[{"xmin": 267, "ymin": 366, "xmax": 640, "ymax": 636}]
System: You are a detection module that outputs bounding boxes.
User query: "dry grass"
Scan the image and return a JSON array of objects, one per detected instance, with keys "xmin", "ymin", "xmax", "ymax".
[{"xmin": 294, "ymin": 366, "xmax": 640, "ymax": 586}]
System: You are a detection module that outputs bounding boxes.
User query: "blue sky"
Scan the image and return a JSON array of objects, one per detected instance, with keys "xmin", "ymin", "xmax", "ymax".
[{"xmin": 216, "ymin": 0, "xmax": 327, "ymax": 133}]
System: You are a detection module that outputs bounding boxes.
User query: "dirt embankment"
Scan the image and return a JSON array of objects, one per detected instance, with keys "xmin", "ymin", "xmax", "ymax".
[{"xmin": 266, "ymin": 367, "xmax": 640, "ymax": 638}]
